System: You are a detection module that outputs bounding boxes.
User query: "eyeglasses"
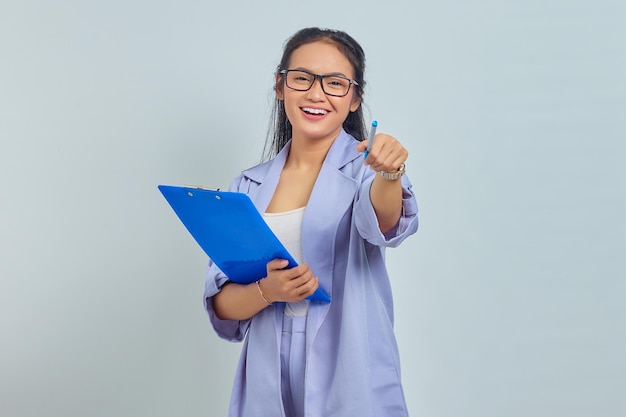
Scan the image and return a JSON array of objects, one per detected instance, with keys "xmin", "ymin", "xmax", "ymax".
[{"xmin": 279, "ymin": 69, "xmax": 359, "ymax": 97}]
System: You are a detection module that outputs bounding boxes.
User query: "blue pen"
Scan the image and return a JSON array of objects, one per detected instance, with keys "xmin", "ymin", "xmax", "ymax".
[{"xmin": 364, "ymin": 120, "xmax": 378, "ymax": 159}]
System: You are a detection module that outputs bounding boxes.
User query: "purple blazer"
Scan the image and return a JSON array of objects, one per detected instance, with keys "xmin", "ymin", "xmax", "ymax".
[{"xmin": 204, "ymin": 129, "xmax": 419, "ymax": 417}]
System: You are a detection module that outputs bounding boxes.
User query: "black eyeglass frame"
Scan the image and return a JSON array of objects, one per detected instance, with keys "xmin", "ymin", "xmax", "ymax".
[{"xmin": 278, "ymin": 69, "xmax": 359, "ymax": 97}]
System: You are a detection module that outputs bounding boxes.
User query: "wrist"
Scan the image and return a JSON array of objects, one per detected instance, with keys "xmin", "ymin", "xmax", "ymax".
[{"xmin": 256, "ymin": 279, "xmax": 273, "ymax": 305}]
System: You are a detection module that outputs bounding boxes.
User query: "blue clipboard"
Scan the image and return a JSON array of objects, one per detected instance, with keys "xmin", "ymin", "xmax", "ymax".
[{"xmin": 158, "ymin": 185, "xmax": 331, "ymax": 303}]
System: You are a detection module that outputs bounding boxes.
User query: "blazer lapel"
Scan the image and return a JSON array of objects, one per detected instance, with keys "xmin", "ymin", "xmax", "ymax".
[
  {"xmin": 302, "ymin": 131, "xmax": 361, "ymax": 338},
  {"xmin": 245, "ymin": 142, "xmax": 291, "ymax": 213}
]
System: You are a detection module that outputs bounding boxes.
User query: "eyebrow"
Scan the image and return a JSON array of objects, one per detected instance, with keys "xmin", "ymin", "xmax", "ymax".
[{"xmin": 290, "ymin": 67, "xmax": 352, "ymax": 79}]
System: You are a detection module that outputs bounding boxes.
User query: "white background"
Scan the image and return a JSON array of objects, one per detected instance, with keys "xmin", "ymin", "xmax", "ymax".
[{"xmin": 1, "ymin": 1, "xmax": 624, "ymax": 416}]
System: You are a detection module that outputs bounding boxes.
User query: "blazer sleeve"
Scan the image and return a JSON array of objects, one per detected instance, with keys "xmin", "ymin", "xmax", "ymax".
[
  {"xmin": 203, "ymin": 261, "xmax": 250, "ymax": 342},
  {"xmin": 202, "ymin": 174, "xmax": 251, "ymax": 342},
  {"xmin": 354, "ymin": 171, "xmax": 419, "ymax": 247}
]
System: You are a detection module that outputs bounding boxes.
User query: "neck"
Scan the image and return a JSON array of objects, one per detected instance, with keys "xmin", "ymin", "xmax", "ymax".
[{"xmin": 286, "ymin": 135, "xmax": 334, "ymax": 169}]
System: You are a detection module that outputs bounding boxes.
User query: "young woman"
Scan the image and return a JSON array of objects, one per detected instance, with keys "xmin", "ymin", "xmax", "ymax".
[{"xmin": 204, "ymin": 27, "xmax": 418, "ymax": 417}]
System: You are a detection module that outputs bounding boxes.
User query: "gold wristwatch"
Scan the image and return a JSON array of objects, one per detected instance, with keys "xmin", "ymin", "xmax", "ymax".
[{"xmin": 379, "ymin": 163, "xmax": 406, "ymax": 180}]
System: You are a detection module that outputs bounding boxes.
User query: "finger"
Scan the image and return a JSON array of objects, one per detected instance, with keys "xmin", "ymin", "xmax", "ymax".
[
  {"xmin": 296, "ymin": 276, "xmax": 319, "ymax": 298},
  {"xmin": 285, "ymin": 263, "xmax": 312, "ymax": 278},
  {"xmin": 365, "ymin": 133, "xmax": 393, "ymax": 161},
  {"xmin": 363, "ymin": 138, "xmax": 383, "ymax": 166},
  {"xmin": 267, "ymin": 259, "xmax": 289, "ymax": 272},
  {"xmin": 379, "ymin": 149, "xmax": 407, "ymax": 172},
  {"xmin": 372, "ymin": 141, "xmax": 407, "ymax": 172},
  {"xmin": 288, "ymin": 268, "xmax": 314, "ymax": 287},
  {"xmin": 305, "ymin": 276, "xmax": 319, "ymax": 296},
  {"xmin": 293, "ymin": 271, "xmax": 317, "ymax": 292},
  {"xmin": 366, "ymin": 134, "xmax": 392, "ymax": 163},
  {"xmin": 356, "ymin": 141, "xmax": 368, "ymax": 152}
]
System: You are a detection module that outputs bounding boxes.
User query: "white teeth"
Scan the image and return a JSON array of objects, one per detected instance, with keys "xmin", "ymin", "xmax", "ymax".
[{"xmin": 302, "ymin": 107, "xmax": 327, "ymax": 115}]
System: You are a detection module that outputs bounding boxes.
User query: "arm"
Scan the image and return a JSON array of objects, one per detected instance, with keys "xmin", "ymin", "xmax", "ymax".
[
  {"xmin": 213, "ymin": 259, "xmax": 319, "ymax": 321},
  {"xmin": 357, "ymin": 133, "xmax": 409, "ymax": 233},
  {"xmin": 212, "ymin": 281, "xmax": 273, "ymax": 321},
  {"xmin": 370, "ymin": 173, "xmax": 404, "ymax": 233}
]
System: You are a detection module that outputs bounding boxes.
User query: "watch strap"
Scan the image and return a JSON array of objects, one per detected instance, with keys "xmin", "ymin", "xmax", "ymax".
[{"xmin": 379, "ymin": 163, "xmax": 406, "ymax": 180}]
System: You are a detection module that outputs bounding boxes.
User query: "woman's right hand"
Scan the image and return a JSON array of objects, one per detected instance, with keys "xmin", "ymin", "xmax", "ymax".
[{"xmin": 259, "ymin": 259, "xmax": 319, "ymax": 303}]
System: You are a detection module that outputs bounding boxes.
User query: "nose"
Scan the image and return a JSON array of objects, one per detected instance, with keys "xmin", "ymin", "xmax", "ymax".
[{"xmin": 306, "ymin": 76, "xmax": 326, "ymax": 100}]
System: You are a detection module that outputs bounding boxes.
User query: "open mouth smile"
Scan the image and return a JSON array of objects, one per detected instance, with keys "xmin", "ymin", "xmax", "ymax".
[{"xmin": 301, "ymin": 107, "xmax": 328, "ymax": 116}]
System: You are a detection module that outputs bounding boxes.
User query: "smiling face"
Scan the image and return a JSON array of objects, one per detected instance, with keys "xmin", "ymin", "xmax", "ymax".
[{"xmin": 276, "ymin": 41, "xmax": 362, "ymax": 145}]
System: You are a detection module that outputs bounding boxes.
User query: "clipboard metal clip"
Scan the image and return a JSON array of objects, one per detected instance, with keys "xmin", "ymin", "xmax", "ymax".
[
  {"xmin": 184, "ymin": 185, "xmax": 220, "ymax": 191},
  {"xmin": 183, "ymin": 185, "xmax": 222, "ymax": 198}
]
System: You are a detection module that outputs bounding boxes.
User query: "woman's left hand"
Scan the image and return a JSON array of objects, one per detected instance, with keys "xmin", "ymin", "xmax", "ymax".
[{"xmin": 356, "ymin": 133, "xmax": 408, "ymax": 173}]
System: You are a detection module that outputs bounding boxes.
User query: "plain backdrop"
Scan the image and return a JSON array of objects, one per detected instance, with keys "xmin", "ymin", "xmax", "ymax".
[{"xmin": 1, "ymin": 1, "xmax": 624, "ymax": 416}]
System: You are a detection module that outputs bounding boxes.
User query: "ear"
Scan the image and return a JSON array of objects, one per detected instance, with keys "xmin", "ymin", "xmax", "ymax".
[
  {"xmin": 275, "ymin": 74, "xmax": 284, "ymax": 101},
  {"xmin": 349, "ymin": 95, "xmax": 361, "ymax": 112}
]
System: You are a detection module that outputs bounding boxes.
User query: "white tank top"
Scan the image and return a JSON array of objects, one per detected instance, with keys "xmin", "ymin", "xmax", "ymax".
[{"xmin": 262, "ymin": 207, "xmax": 309, "ymax": 316}]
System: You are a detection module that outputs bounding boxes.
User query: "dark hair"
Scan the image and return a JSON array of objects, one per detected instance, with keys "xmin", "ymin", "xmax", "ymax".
[{"xmin": 263, "ymin": 27, "xmax": 367, "ymax": 160}]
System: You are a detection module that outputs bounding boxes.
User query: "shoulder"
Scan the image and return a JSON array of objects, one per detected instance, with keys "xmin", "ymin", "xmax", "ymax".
[
  {"xmin": 242, "ymin": 159, "xmax": 273, "ymax": 182},
  {"xmin": 236, "ymin": 140, "xmax": 291, "ymax": 187},
  {"xmin": 227, "ymin": 159, "xmax": 272, "ymax": 192}
]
